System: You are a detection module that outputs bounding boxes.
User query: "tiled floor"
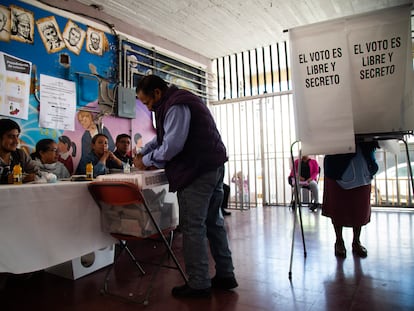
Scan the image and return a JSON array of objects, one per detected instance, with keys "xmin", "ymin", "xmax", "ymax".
[{"xmin": 1, "ymin": 205, "xmax": 413, "ymax": 310}]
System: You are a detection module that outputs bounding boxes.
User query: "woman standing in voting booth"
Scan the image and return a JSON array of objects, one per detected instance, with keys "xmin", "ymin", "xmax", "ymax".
[{"xmin": 322, "ymin": 141, "xmax": 379, "ymax": 258}]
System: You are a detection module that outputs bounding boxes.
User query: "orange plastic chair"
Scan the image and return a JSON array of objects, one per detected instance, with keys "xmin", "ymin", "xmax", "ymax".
[{"xmin": 88, "ymin": 181, "xmax": 187, "ymax": 305}]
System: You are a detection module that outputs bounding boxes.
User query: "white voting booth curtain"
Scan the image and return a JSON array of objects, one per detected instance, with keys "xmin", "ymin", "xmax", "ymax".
[{"xmin": 289, "ymin": 4, "xmax": 413, "ymax": 155}]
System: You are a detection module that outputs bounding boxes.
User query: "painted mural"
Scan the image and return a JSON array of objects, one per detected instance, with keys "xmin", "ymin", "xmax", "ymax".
[{"xmin": 0, "ymin": 0, "xmax": 156, "ymax": 173}]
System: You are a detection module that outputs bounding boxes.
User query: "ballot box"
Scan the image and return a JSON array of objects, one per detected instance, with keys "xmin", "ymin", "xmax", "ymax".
[{"xmin": 95, "ymin": 170, "xmax": 179, "ymax": 238}]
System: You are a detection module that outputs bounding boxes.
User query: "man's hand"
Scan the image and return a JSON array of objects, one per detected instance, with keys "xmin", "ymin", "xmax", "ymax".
[{"xmin": 133, "ymin": 153, "xmax": 146, "ymax": 170}]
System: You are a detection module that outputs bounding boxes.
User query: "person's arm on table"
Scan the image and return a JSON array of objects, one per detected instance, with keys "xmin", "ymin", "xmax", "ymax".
[{"xmin": 134, "ymin": 105, "xmax": 190, "ymax": 170}]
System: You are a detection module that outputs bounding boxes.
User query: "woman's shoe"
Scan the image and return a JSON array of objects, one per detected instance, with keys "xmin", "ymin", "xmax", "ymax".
[
  {"xmin": 352, "ymin": 242, "xmax": 368, "ymax": 258},
  {"xmin": 334, "ymin": 242, "xmax": 346, "ymax": 258}
]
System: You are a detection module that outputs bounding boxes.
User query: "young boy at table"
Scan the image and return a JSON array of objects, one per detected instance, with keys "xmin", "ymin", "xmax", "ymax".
[
  {"xmin": 113, "ymin": 133, "xmax": 133, "ymax": 166},
  {"xmin": 75, "ymin": 133, "xmax": 123, "ymax": 177},
  {"xmin": 0, "ymin": 118, "xmax": 40, "ymax": 184}
]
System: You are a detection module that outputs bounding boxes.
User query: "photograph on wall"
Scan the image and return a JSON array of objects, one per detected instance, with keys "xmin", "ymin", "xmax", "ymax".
[
  {"xmin": 0, "ymin": 5, "xmax": 11, "ymax": 42},
  {"xmin": 62, "ymin": 20, "xmax": 85, "ymax": 55},
  {"xmin": 10, "ymin": 5, "xmax": 34, "ymax": 44},
  {"xmin": 36, "ymin": 16, "xmax": 65, "ymax": 53},
  {"xmin": 86, "ymin": 27, "xmax": 104, "ymax": 56}
]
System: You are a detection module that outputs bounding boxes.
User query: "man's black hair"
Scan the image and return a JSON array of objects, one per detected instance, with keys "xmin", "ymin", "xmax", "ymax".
[
  {"xmin": 0, "ymin": 119, "xmax": 21, "ymax": 138},
  {"xmin": 116, "ymin": 133, "xmax": 131, "ymax": 143},
  {"xmin": 136, "ymin": 75, "xmax": 168, "ymax": 96}
]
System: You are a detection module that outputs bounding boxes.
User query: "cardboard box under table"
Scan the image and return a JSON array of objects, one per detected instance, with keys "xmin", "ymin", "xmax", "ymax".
[{"xmin": 45, "ymin": 246, "xmax": 115, "ymax": 280}]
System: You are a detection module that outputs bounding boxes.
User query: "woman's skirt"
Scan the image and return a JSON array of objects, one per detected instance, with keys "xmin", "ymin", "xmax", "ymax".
[{"xmin": 322, "ymin": 177, "xmax": 371, "ymax": 227}]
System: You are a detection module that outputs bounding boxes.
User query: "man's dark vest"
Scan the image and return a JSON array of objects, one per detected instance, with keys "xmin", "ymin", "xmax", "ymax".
[{"xmin": 154, "ymin": 86, "xmax": 227, "ymax": 192}]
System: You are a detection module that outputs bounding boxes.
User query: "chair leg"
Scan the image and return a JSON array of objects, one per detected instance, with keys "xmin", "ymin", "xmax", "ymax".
[
  {"xmin": 290, "ymin": 190, "xmax": 296, "ymax": 211},
  {"xmin": 101, "ymin": 235, "xmax": 186, "ymax": 305},
  {"xmin": 168, "ymin": 230, "xmax": 174, "ymax": 248},
  {"xmin": 122, "ymin": 241, "xmax": 145, "ymax": 275},
  {"xmin": 101, "ymin": 241, "xmax": 127, "ymax": 295},
  {"xmin": 166, "ymin": 231, "xmax": 174, "ymax": 260},
  {"xmin": 142, "ymin": 245, "xmax": 172, "ymax": 305},
  {"xmin": 101, "ymin": 240, "xmax": 145, "ymax": 296}
]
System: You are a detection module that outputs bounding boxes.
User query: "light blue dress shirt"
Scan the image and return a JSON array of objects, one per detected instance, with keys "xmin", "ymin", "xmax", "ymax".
[{"xmin": 141, "ymin": 105, "xmax": 191, "ymax": 168}]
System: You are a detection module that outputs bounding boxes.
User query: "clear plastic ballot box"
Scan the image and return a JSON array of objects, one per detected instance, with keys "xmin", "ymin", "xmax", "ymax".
[{"xmin": 95, "ymin": 169, "xmax": 179, "ymax": 238}]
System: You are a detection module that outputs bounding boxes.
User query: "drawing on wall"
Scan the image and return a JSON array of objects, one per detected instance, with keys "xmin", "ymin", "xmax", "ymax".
[
  {"xmin": 58, "ymin": 135, "xmax": 77, "ymax": 175},
  {"xmin": 62, "ymin": 20, "xmax": 85, "ymax": 55},
  {"xmin": 0, "ymin": 5, "xmax": 11, "ymax": 42},
  {"xmin": 10, "ymin": 5, "xmax": 34, "ymax": 44},
  {"xmin": 36, "ymin": 16, "xmax": 65, "ymax": 53},
  {"xmin": 86, "ymin": 27, "xmax": 104, "ymax": 56},
  {"xmin": 133, "ymin": 132, "xmax": 143, "ymax": 155},
  {"xmin": 1, "ymin": 0, "xmax": 122, "ymax": 172},
  {"xmin": 77, "ymin": 110, "xmax": 115, "ymax": 163}
]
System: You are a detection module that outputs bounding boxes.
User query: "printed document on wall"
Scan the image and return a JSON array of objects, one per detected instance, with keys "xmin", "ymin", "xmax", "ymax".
[
  {"xmin": 0, "ymin": 52, "xmax": 31, "ymax": 120},
  {"xmin": 39, "ymin": 74, "xmax": 76, "ymax": 131}
]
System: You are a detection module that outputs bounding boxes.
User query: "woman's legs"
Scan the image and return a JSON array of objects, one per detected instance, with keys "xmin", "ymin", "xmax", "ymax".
[
  {"xmin": 334, "ymin": 224, "xmax": 346, "ymax": 257},
  {"xmin": 352, "ymin": 226, "xmax": 368, "ymax": 257},
  {"xmin": 334, "ymin": 224, "xmax": 344, "ymax": 244},
  {"xmin": 333, "ymin": 225, "xmax": 367, "ymax": 257},
  {"xmin": 352, "ymin": 226, "xmax": 361, "ymax": 244}
]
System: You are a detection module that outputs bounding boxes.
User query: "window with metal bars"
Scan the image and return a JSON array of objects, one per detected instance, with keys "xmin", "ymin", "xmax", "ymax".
[
  {"xmin": 212, "ymin": 42, "xmax": 291, "ymax": 101},
  {"xmin": 119, "ymin": 37, "xmax": 209, "ymax": 102}
]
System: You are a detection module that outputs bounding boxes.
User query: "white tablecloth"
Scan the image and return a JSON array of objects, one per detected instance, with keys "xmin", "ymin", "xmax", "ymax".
[{"xmin": 0, "ymin": 181, "xmax": 115, "ymax": 274}]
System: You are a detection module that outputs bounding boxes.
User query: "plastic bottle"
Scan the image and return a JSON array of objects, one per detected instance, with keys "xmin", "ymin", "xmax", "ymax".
[
  {"xmin": 13, "ymin": 163, "xmax": 22, "ymax": 184},
  {"xmin": 86, "ymin": 162, "xmax": 93, "ymax": 180},
  {"xmin": 123, "ymin": 162, "xmax": 131, "ymax": 174}
]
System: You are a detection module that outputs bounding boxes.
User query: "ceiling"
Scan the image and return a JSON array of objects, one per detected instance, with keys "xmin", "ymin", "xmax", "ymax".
[{"xmin": 75, "ymin": 0, "xmax": 411, "ymax": 60}]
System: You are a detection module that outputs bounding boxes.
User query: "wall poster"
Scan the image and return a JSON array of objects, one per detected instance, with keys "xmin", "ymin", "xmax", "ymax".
[{"xmin": 0, "ymin": 51, "xmax": 31, "ymax": 119}]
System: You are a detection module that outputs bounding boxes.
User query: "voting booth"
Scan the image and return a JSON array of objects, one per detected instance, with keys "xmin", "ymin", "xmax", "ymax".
[
  {"xmin": 288, "ymin": 4, "xmax": 413, "ymax": 155},
  {"xmin": 286, "ymin": 3, "xmax": 413, "ymax": 278}
]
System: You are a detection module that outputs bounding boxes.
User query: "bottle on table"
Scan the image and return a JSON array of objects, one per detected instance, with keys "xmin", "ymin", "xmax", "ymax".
[
  {"xmin": 123, "ymin": 162, "xmax": 131, "ymax": 174},
  {"xmin": 13, "ymin": 163, "xmax": 22, "ymax": 185},
  {"xmin": 86, "ymin": 162, "xmax": 93, "ymax": 180}
]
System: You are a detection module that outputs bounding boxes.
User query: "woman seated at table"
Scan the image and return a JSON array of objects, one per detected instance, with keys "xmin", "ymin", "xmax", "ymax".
[
  {"xmin": 0, "ymin": 118, "xmax": 40, "ymax": 184},
  {"xmin": 76, "ymin": 133, "xmax": 123, "ymax": 177},
  {"xmin": 31, "ymin": 139, "xmax": 70, "ymax": 180}
]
